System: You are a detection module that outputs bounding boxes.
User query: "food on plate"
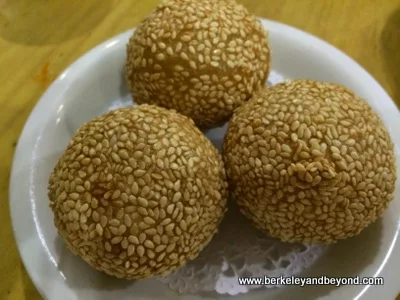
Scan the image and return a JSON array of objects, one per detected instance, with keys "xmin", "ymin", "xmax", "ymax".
[
  {"xmin": 48, "ymin": 104, "xmax": 228, "ymax": 279},
  {"xmin": 223, "ymin": 80, "xmax": 396, "ymax": 243},
  {"xmin": 125, "ymin": 0, "xmax": 270, "ymax": 129}
]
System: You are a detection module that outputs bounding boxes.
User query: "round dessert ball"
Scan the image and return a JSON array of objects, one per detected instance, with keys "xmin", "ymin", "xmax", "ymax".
[
  {"xmin": 223, "ymin": 80, "xmax": 396, "ymax": 244},
  {"xmin": 48, "ymin": 104, "xmax": 228, "ymax": 279},
  {"xmin": 125, "ymin": 0, "xmax": 270, "ymax": 129}
]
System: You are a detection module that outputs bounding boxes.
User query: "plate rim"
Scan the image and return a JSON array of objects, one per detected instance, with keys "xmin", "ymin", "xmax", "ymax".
[{"xmin": 9, "ymin": 18, "xmax": 400, "ymax": 300}]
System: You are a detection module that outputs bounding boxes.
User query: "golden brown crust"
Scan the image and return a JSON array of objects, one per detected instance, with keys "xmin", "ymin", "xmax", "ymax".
[
  {"xmin": 125, "ymin": 0, "xmax": 270, "ymax": 129},
  {"xmin": 48, "ymin": 104, "xmax": 228, "ymax": 279},
  {"xmin": 223, "ymin": 80, "xmax": 396, "ymax": 244}
]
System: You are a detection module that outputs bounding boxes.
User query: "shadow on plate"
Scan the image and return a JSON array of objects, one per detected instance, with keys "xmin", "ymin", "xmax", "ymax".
[
  {"xmin": 120, "ymin": 71, "xmax": 130, "ymax": 99},
  {"xmin": 381, "ymin": 8, "xmax": 400, "ymax": 105},
  {"xmin": 0, "ymin": 0, "xmax": 111, "ymax": 45}
]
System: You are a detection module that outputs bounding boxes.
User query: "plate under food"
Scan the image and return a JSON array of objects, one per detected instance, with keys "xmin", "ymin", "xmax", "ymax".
[{"xmin": 9, "ymin": 19, "xmax": 400, "ymax": 300}]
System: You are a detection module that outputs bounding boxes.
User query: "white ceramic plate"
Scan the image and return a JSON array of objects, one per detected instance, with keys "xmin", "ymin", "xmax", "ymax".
[{"xmin": 10, "ymin": 19, "xmax": 400, "ymax": 300}]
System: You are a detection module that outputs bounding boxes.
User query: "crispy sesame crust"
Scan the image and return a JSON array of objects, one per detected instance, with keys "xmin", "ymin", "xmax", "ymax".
[
  {"xmin": 223, "ymin": 80, "xmax": 396, "ymax": 244},
  {"xmin": 48, "ymin": 104, "xmax": 228, "ymax": 279},
  {"xmin": 125, "ymin": 0, "xmax": 270, "ymax": 129}
]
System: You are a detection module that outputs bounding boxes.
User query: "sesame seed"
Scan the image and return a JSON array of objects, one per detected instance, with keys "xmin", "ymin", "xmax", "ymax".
[
  {"xmin": 166, "ymin": 47, "xmax": 174, "ymax": 55},
  {"xmin": 156, "ymin": 53, "xmax": 165, "ymax": 61},
  {"xmin": 210, "ymin": 61, "xmax": 219, "ymax": 67},
  {"xmin": 181, "ymin": 35, "xmax": 191, "ymax": 42},
  {"xmin": 189, "ymin": 61, "xmax": 197, "ymax": 69},
  {"xmin": 180, "ymin": 52, "xmax": 189, "ymax": 60}
]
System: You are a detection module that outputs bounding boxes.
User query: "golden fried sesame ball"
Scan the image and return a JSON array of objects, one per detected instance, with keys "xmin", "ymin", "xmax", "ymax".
[
  {"xmin": 48, "ymin": 104, "xmax": 228, "ymax": 279},
  {"xmin": 125, "ymin": 0, "xmax": 270, "ymax": 129},
  {"xmin": 223, "ymin": 80, "xmax": 396, "ymax": 244}
]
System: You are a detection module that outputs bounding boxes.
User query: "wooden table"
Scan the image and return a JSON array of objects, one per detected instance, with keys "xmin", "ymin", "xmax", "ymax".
[{"xmin": 1, "ymin": 0, "xmax": 399, "ymax": 299}]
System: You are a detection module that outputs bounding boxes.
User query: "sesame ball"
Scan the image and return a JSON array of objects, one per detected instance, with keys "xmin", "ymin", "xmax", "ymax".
[
  {"xmin": 125, "ymin": 0, "xmax": 270, "ymax": 129},
  {"xmin": 48, "ymin": 104, "xmax": 228, "ymax": 279},
  {"xmin": 223, "ymin": 80, "xmax": 396, "ymax": 244}
]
